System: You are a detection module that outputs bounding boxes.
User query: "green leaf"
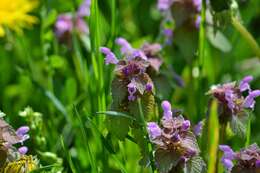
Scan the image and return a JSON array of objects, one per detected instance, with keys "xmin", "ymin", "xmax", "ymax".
[
  {"xmin": 111, "ymin": 78, "xmax": 127, "ymax": 110},
  {"xmin": 132, "ymin": 128, "xmax": 150, "ymax": 167},
  {"xmin": 185, "ymin": 156, "xmax": 206, "ymax": 173},
  {"xmin": 230, "ymin": 115, "xmax": 246, "ymax": 138},
  {"xmin": 209, "ymin": 0, "xmax": 231, "ymax": 12},
  {"xmin": 96, "ymin": 111, "xmax": 136, "ymax": 121},
  {"xmin": 207, "ymin": 27, "xmax": 232, "ymax": 52},
  {"xmin": 106, "ymin": 116, "xmax": 132, "ymax": 140},
  {"xmin": 154, "ymin": 148, "xmax": 180, "ymax": 173},
  {"xmin": 128, "ymin": 92, "xmax": 156, "ymax": 122},
  {"xmin": 181, "ymin": 132, "xmax": 200, "ymax": 154}
]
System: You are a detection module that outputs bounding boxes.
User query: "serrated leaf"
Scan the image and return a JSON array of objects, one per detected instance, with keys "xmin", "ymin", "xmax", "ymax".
[
  {"xmin": 181, "ymin": 132, "xmax": 200, "ymax": 154},
  {"xmin": 230, "ymin": 115, "xmax": 246, "ymax": 138},
  {"xmin": 185, "ymin": 156, "xmax": 206, "ymax": 173},
  {"xmin": 155, "ymin": 148, "xmax": 181, "ymax": 173}
]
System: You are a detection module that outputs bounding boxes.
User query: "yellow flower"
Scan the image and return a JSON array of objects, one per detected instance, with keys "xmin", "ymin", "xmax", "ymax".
[
  {"xmin": 1, "ymin": 155, "xmax": 38, "ymax": 173},
  {"xmin": 0, "ymin": 0, "xmax": 38, "ymax": 37}
]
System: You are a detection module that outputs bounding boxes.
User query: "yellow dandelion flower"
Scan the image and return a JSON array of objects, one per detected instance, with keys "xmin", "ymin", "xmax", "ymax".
[
  {"xmin": 0, "ymin": 0, "xmax": 38, "ymax": 37},
  {"xmin": 1, "ymin": 155, "xmax": 38, "ymax": 173}
]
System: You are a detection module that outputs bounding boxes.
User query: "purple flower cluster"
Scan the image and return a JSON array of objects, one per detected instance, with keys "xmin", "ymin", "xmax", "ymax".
[
  {"xmin": 209, "ymin": 76, "xmax": 260, "ymax": 118},
  {"xmin": 147, "ymin": 101, "xmax": 201, "ymax": 170},
  {"xmin": 100, "ymin": 38, "xmax": 163, "ymax": 101},
  {"xmin": 220, "ymin": 144, "xmax": 260, "ymax": 172},
  {"xmin": 55, "ymin": 0, "xmax": 91, "ymax": 41}
]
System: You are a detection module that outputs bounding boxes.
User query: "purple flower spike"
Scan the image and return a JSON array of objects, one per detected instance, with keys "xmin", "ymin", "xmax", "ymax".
[
  {"xmin": 256, "ymin": 160, "xmax": 260, "ymax": 168},
  {"xmin": 78, "ymin": 0, "xmax": 91, "ymax": 17},
  {"xmin": 100, "ymin": 47, "xmax": 119, "ymax": 65},
  {"xmin": 182, "ymin": 120, "xmax": 190, "ymax": 131},
  {"xmin": 18, "ymin": 146, "xmax": 28, "ymax": 155},
  {"xmin": 193, "ymin": 121, "xmax": 203, "ymax": 136},
  {"xmin": 221, "ymin": 158, "xmax": 233, "ymax": 171},
  {"xmin": 147, "ymin": 122, "xmax": 161, "ymax": 139},
  {"xmin": 239, "ymin": 75, "xmax": 253, "ymax": 92},
  {"xmin": 161, "ymin": 100, "xmax": 171, "ymax": 112},
  {"xmin": 244, "ymin": 90, "xmax": 260, "ymax": 109},
  {"xmin": 145, "ymin": 83, "xmax": 153, "ymax": 92},
  {"xmin": 115, "ymin": 37, "xmax": 133, "ymax": 55}
]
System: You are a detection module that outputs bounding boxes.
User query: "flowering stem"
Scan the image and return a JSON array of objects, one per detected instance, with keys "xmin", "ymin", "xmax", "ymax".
[
  {"xmin": 232, "ymin": 17, "xmax": 260, "ymax": 58},
  {"xmin": 137, "ymin": 99, "xmax": 155, "ymax": 172}
]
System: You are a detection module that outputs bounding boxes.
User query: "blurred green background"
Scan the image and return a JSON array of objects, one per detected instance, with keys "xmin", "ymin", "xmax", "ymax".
[{"xmin": 0, "ymin": 0, "xmax": 260, "ymax": 172}]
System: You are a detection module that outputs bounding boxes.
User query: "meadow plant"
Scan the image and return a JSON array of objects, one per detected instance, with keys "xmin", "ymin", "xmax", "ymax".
[
  {"xmin": 208, "ymin": 76, "xmax": 260, "ymax": 136},
  {"xmin": 147, "ymin": 101, "xmax": 205, "ymax": 173},
  {"xmin": 220, "ymin": 143, "xmax": 260, "ymax": 172}
]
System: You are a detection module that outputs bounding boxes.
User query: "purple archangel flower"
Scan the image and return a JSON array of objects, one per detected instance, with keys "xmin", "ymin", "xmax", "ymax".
[
  {"xmin": 220, "ymin": 143, "xmax": 260, "ymax": 171},
  {"xmin": 193, "ymin": 0, "xmax": 202, "ymax": 11},
  {"xmin": 131, "ymin": 50, "xmax": 147, "ymax": 60},
  {"xmin": 100, "ymin": 47, "xmax": 119, "ymax": 65},
  {"xmin": 127, "ymin": 82, "xmax": 137, "ymax": 101},
  {"xmin": 115, "ymin": 37, "xmax": 133, "ymax": 55},
  {"xmin": 222, "ymin": 158, "xmax": 234, "ymax": 171},
  {"xmin": 55, "ymin": 14, "xmax": 73, "ymax": 37},
  {"xmin": 147, "ymin": 101, "xmax": 201, "ymax": 171},
  {"xmin": 145, "ymin": 83, "xmax": 153, "ymax": 92},
  {"xmin": 219, "ymin": 145, "xmax": 235, "ymax": 171},
  {"xmin": 157, "ymin": 0, "xmax": 173, "ymax": 11},
  {"xmin": 239, "ymin": 75, "xmax": 253, "ymax": 92},
  {"xmin": 161, "ymin": 100, "xmax": 171, "ymax": 112},
  {"xmin": 16, "ymin": 126, "xmax": 30, "ymax": 144},
  {"xmin": 161, "ymin": 100, "xmax": 173, "ymax": 119},
  {"xmin": 147, "ymin": 122, "xmax": 162, "ymax": 139},
  {"xmin": 18, "ymin": 146, "xmax": 28, "ymax": 155},
  {"xmin": 193, "ymin": 121, "xmax": 203, "ymax": 136},
  {"xmin": 225, "ymin": 89, "xmax": 235, "ymax": 112},
  {"xmin": 243, "ymin": 90, "xmax": 260, "ymax": 109},
  {"xmin": 77, "ymin": 0, "xmax": 91, "ymax": 17},
  {"xmin": 182, "ymin": 120, "xmax": 190, "ymax": 131}
]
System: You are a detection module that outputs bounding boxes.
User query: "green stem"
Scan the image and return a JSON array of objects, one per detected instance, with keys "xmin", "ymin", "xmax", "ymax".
[
  {"xmin": 232, "ymin": 17, "xmax": 260, "ymax": 58},
  {"xmin": 137, "ymin": 99, "xmax": 155, "ymax": 172},
  {"xmin": 245, "ymin": 114, "xmax": 252, "ymax": 147}
]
